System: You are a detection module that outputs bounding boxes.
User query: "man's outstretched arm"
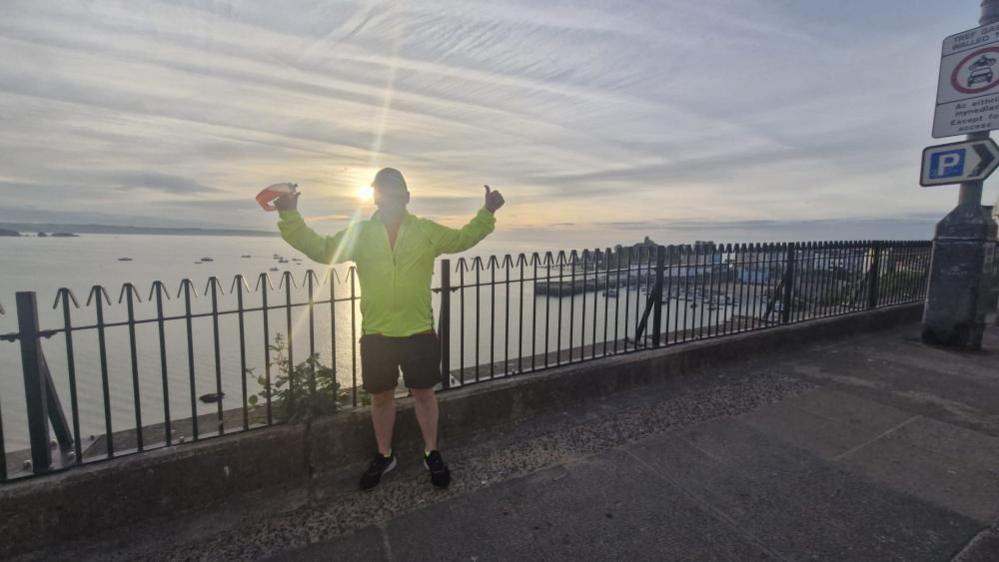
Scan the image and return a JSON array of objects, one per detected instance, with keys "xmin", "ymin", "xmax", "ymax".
[
  {"xmin": 424, "ymin": 185, "xmax": 505, "ymax": 255},
  {"xmin": 275, "ymin": 192, "xmax": 359, "ymax": 264}
]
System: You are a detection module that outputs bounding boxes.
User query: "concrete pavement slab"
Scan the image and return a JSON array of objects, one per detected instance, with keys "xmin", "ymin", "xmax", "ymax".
[
  {"xmin": 839, "ymin": 429, "xmax": 999, "ymax": 524},
  {"xmin": 382, "ymin": 448, "xmax": 772, "ymax": 561},
  {"xmin": 783, "ymin": 327, "xmax": 999, "ymax": 437},
  {"xmin": 890, "ymin": 416, "xmax": 999, "ymax": 471},
  {"xmin": 630, "ymin": 419, "xmax": 982, "ymax": 560},
  {"xmin": 740, "ymin": 394, "xmax": 912, "ymax": 459},
  {"xmin": 781, "ymin": 388, "xmax": 915, "ymax": 432}
]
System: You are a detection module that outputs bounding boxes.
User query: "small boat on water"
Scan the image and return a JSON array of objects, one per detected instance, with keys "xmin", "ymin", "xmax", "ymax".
[
  {"xmin": 117, "ymin": 257, "xmax": 133, "ymax": 262},
  {"xmin": 200, "ymin": 257, "xmax": 214, "ymax": 262},
  {"xmin": 241, "ymin": 254, "xmax": 252, "ymax": 258}
]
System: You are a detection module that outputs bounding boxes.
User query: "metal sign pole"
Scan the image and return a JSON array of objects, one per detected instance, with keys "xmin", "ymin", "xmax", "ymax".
[
  {"xmin": 922, "ymin": 0, "xmax": 999, "ymax": 348},
  {"xmin": 961, "ymin": 133, "xmax": 991, "ymax": 205}
]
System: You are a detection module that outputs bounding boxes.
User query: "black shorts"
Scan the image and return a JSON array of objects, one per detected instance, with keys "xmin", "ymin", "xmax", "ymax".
[{"xmin": 360, "ymin": 332, "xmax": 442, "ymax": 394}]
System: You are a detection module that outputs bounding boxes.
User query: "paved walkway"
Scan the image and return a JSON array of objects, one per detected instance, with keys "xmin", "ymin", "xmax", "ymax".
[{"xmin": 20, "ymin": 320, "xmax": 999, "ymax": 561}]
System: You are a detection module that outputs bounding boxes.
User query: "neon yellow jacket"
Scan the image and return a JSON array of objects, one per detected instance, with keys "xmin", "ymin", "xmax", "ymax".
[{"xmin": 278, "ymin": 208, "xmax": 496, "ymax": 337}]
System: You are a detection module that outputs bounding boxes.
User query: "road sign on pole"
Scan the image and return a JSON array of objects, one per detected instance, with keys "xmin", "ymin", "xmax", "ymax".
[
  {"xmin": 922, "ymin": 0, "xmax": 999, "ymax": 350},
  {"xmin": 933, "ymin": 23, "xmax": 999, "ymax": 138},
  {"xmin": 921, "ymin": 138, "xmax": 999, "ymax": 186}
]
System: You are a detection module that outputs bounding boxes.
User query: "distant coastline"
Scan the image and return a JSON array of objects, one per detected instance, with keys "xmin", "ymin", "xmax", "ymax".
[{"xmin": 0, "ymin": 222, "xmax": 277, "ymax": 238}]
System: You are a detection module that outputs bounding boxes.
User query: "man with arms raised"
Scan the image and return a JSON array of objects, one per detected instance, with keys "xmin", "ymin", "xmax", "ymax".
[{"xmin": 273, "ymin": 168, "xmax": 504, "ymax": 490}]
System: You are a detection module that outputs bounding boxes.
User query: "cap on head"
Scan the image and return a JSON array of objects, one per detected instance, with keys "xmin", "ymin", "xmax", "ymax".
[{"xmin": 371, "ymin": 167, "xmax": 408, "ymax": 193}]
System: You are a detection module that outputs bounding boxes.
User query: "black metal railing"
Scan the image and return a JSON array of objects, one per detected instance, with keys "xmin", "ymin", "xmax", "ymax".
[{"xmin": 0, "ymin": 240, "xmax": 934, "ymax": 482}]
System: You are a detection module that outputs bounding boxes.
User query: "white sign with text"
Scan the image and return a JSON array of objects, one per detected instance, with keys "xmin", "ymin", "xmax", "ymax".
[{"xmin": 934, "ymin": 23, "xmax": 999, "ymax": 138}]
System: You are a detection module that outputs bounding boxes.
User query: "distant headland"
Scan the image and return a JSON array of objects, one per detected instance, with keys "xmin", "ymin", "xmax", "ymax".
[{"xmin": 0, "ymin": 222, "xmax": 276, "ymax": 238}]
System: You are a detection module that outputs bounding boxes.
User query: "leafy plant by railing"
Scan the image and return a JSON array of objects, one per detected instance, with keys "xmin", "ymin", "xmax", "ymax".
[
  {"xmin": 251, "ymin": 333, "xmax": 336, "ymax": 420},
  {"xmin": 250, "ymin": 333, "xmax": 371, "ymax": 421}
]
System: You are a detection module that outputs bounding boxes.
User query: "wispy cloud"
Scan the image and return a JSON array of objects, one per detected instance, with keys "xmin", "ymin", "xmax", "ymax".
[
  {"xmin": 112, "ymin": 172, "xmax": 218, "ymax": 194},
  {"xmin": 0, "ymin": 0, "xmax": 985, "ymax": 243}
]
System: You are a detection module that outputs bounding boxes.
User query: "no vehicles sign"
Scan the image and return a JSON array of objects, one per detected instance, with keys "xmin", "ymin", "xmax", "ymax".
[{"xmin": 934, "ymin": 23, "xmax": 999, "ymax": 138}]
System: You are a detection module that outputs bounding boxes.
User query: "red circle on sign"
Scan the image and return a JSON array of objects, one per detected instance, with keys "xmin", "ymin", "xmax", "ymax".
[{"xmin": 951, "ymin": 46, "xmax": 999, "ymax": 94}]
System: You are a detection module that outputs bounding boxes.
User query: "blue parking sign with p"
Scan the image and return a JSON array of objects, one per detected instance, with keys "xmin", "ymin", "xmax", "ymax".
[{"xmin": 929, "ymin": 149, "xmax": 966, "ymax": 179}]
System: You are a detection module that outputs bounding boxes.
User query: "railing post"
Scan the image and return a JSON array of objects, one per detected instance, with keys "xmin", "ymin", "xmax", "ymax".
[
  {"xmin": 868, "ymin": 241, "xmax": 882, "ymax": 310},
  {"xmin": 16, "ymin": 292, "xmax": 51, "ymax": 474},
  {"xmin": 652, "ymin": 245, "xmax": 666, "ymax": 347},
  {"xmin": 781, "ymin": 243, "xmax": 796, "ymax": 324},
  {"xmin": 439, "ymin": 259, "xmax": 451, "ymax": 389}
]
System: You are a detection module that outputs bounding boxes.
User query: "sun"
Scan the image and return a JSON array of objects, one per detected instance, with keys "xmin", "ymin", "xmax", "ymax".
[{"xmin": 355, "ymin": 184, "xmax": 374, "ymax": 203}]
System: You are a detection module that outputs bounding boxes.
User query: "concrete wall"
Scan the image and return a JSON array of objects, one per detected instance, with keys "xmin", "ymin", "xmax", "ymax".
[{"xmin": 0, "ymin": 304, "xmax": 922, "ymax": 558}]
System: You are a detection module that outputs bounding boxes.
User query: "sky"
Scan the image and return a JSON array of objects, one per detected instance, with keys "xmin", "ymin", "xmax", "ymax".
[{"xmin": 1, "ymin": 0, "xmax": 996, "ymax": 248}]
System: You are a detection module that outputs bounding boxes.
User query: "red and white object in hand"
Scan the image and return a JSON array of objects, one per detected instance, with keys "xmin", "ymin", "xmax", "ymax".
[{"xmin": 256, "ymin": 183, "xmax": 298, "ymax": 211}]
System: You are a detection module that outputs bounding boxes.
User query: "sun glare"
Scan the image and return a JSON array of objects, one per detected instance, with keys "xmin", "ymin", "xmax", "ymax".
[{"xmin": 356, "ymin": 184, "xmax": 374, "ymax": 203}]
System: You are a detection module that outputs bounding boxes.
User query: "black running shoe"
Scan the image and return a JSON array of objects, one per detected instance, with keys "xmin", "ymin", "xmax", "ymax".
[
  {"xmin": 359, "ymin": 452, "xmax": 396, "ymax": 491},
  {"xmin": 424, "ymin": 450, "xmax": 451, "ymax": 488}
]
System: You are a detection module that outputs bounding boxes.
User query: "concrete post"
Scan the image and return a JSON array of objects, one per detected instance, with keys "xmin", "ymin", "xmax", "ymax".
[{"xmin": 921, "ymin": 0, "xmax": 999, "ymax": 348}]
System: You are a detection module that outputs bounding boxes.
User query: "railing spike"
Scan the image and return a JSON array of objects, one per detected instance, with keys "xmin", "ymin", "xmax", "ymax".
[
  {"xmin": 52, "ymin": 288, "xmax": 80, "ymax": 310},
  {"xmin": 254, "ymin": 272, "xmax": 275, "ymax": 292},
  {"xmin": 319, "ymin": 268, "xmax": 341, "ymax": 286},
  {"xmin": 278, "ymin": 270, "xmax": 298, "ymax": 289},
  {"xmin": 176, "ymin": 278, "xmax": 198, "ymax": 299},
  {"xmin": 230, "ymin": 274, "xmax": 251, "ymax": 295},
  {"xmin": 203, "ymin": 276, "xmax": 225, "ymax": 297},
  {"xmin": 303, "ymin": 269, "xmax": 322, "ymax": 288},
  {"xmin": 148, "ymin": 280, "xmax": 171, "ymax": 302},
  {"xmin": 117, "ymin": 283, "xmax": 143, "ymax": 304},
  {"xmin": 85, "ymin": 285, "xmax": 112, "ymax": 307}
]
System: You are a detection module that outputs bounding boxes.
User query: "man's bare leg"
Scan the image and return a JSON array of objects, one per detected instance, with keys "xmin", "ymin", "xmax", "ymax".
[
  {"xmin": 410, "ymin": 387, "xmax": 438, "ymax": 451},
  {"xmin": 370, "ymin": 390, "xmax": 396, "ymax": 455}
]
